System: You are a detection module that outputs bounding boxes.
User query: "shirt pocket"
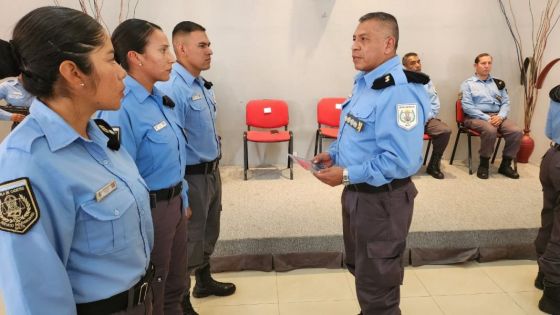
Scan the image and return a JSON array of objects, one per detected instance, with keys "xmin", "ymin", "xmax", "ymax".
[
  {"xmin": 351, "ymin": 102, "xmax": 375, "ymax": 121},
  {"xmin": 79, "ymin": 187, "xmax": 135, "ymax": 255}
]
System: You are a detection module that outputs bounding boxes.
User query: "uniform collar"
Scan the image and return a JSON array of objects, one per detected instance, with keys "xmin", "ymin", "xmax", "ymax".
[
  {"xmin": 472, "ymin": 74, "xmax": 494, "ymax": 83},
  {"xmin": 172, "ymin": 63, "xmax": 197, "ymax": 88},
  {"xmin": 124, "ymin": 75, "xmax": 164, "ymax": 103},
  {"xmin": 361, "ymin": 55, "xmax": 401, "ymax": 88},
  {"xmin": 30, "ymin": 98, "xmax": 98, "ymax": 152}
]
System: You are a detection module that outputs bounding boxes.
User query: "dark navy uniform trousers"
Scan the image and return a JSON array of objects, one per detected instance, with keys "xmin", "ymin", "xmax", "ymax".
[{"xmin": 342, "ymin": 181, "xmax": 417, "ymax": 315}]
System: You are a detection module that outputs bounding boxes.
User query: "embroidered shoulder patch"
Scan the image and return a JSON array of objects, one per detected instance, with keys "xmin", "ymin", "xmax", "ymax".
[
  {"xmin": 0, "ymin": 178, "xmax": 40, "ymax": 234},
  {"xmin": 396, "ymin": 104, "xmax": 418, "ymax": 130}
]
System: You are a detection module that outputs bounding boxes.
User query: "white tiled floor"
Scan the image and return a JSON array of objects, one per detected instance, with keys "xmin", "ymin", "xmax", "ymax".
[{"xmin": 0, "ymin": 260, "xmax": 547, "ymax": 315}]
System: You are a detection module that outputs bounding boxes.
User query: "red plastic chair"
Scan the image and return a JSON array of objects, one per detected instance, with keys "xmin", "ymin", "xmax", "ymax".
[
  {"xmin": 243, "ymin": 99, "xmax": 293, "ymax": 180},
  {"xmin": 449, "ymin": 99, "xmax": 510, "ymax": 174},
  {"xmin": 314, "ymin": 97, "xmax": 345, "ymax": 155}
]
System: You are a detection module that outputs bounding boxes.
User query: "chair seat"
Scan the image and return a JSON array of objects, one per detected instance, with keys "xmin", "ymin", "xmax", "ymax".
[
  {"xmin": 246, "ymin": 130, "xmax": 291, "ymax": 142},
  {"xmin": 423, "ymin": 133, "xmax": 432, "ymax": 140},
  {"xmin": 319, "ymin": 127, "xmax": 339, "ymax": 139}
]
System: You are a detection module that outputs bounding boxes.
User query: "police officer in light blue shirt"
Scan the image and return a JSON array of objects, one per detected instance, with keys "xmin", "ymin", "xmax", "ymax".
[
  {"xmin": 0, "ymin": 78, "xmax": 33, "ymax": 125},
  {"xmin": 157, "ymin": 21, "xmax": 235, "ymax": 315},
  {"xmin": 0, "ymin": 7, "xmax": 154, "ymax": 315},
  {"xmin": 402, "ymin": 52, "xmax": 452, "ymax": 179},
  {"xmin": 534, "ymin": 85, "xmax": 560, "ymax": 314},
  {"xmin": 314, "ymin": 12, "xmax": 429, "ymax": 315},
  {"xmin": 460, "ymin": 53, "xmax": 522, "ymax": 179},
  {"xmin": 98, "ymin": 19, "xmax": 189, "ymax": 315}
]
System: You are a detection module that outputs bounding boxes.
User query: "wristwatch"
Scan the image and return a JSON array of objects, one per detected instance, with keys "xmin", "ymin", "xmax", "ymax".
[{"xmin": 342, "ymin": 168, "xmax": 350, "ymax": 186}]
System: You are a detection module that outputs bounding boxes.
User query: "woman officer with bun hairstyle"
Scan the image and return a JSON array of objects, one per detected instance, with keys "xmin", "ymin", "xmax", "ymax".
[
  {"xmin": 0, "ymin": 6, "xmax": 155, "ymax": 315},
  {"xmin": 98, "ymin": 19, "xmax": 190, "ymax": 315}
]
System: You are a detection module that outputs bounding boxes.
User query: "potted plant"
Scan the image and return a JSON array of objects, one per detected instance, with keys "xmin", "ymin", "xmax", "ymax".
[{"xmin": 498, "ymin": 0, "xmax": 560, "ymax": 162}]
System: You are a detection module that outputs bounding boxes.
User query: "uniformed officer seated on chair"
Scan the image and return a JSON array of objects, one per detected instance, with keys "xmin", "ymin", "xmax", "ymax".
[
  {"xmin": 460, "ymin": 53, "xmax": 522, "ymax": 179},
  {"xmin": 402, "ymin": 52, "xmax": 451, "ymax": 179}
]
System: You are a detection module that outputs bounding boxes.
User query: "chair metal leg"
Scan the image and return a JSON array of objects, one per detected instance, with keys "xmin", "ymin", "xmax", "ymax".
[
  {"xmin": 243, "ymin": 133, "xmax": 248, "ymax": 180},
  {"xmin": 314, "ymin": 129, "xmax": 320, "ymax": 156},
  {"xmin": 318, "ymin": 135, "xmax": 323, "ymax": 155},
  {"xmin": 491, "ymin": 137, "xmax": 502, "ymax": 164},
  {"xmin": 449, "ymin": 131, "xmax": 461, "ymax": 165},
  {"xmin": 288, "ymin": 132, "xmax": 293, "ymax": 180},
  {"xmin": 423, "ymin": 139, "xmax": 432, "ymax": 165},
  {"xmin": 467, "ymin": 134, "xmax": 473, "ymax": 174}
]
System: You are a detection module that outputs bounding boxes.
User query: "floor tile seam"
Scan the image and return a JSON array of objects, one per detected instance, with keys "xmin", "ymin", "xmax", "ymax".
[
  {"xmin": 429, "ymin": 291, "xmax": 514, "ymax": 297},
  {"xmin": 277, "ymin": 297, "xmax": 358, "ymax": 304},
  {"xmin": 504, "ymin": 291, "xmax": 537, "ymax": 315},
  {"xmin": 407, "ymin": 269, "xmax": 432, "ymax": 297},
  {"xmin": 197, "ymin": 302, "xmax": 280, "ymax": 308}
]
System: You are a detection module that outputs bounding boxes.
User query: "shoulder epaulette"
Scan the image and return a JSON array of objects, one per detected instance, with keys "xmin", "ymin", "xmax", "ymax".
[
  {"xmin": 493, "ymin": 78, "xmax": 506, "ymax": 90},
  {"xmin": 372, "ymin": 74, "xmax": 395, "ymax": 90},
  {"xmin": 403, "ymin": 70, "xmax": 430, "ymax": 85},
  {"xmin": 162, "ymin": 95, "xmax": 175, "ymax": 108},
  {"xmin": 202, "ymin": 78, "xmax": 213, "ymax": 90},
  {"xmin": 94, "ymin": 119, "xmax": 120, "ymax": 151},
  {"xmin": 551, "ymin": 85, "xmax": 560, "ymax": 102}
]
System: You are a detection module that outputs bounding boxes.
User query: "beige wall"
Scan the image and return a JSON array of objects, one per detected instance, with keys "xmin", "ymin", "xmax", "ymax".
[{"xmin": 1, "ymin": 0, "xmax": 558, "ymax": 165}]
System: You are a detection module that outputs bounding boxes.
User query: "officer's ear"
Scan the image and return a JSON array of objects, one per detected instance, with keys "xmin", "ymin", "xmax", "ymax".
[{"xmin": 384, "ymin": 36, "xmax": 396, "ymax": 54}]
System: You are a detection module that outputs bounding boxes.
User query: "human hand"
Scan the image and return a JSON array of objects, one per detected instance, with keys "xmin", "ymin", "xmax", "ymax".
[
  {"xmin": 11, "ymin": 114, "xmax": 25, "ymax": 122},
  {"xmin": 489, "ymin": 115, "xmax": 502, "ymax": 127},
  {"xmin": 312, "ymin": 152, "xmax": 334, "ymax": 169},
  {"xmin": 313, "ymin": 166, "xmax": 344, "ymax": 187},
  {"xmin": 185, "ymin": 207, "xmax": 192, "ymax": 219}
]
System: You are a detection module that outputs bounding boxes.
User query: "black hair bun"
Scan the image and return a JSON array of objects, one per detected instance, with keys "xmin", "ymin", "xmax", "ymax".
[{"xmin": 0, "ymin": 39, "xmax": 21, "ymax": 79}]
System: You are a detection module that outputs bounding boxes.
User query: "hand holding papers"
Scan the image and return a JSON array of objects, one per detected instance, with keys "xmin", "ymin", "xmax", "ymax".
[{"xmin": 288, "ymin": 154, "xmax": 324, "ymax": 173}]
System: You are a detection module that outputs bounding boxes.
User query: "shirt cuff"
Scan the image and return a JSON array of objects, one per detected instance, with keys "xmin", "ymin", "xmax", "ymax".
[{"xmin": 347, "ymin": 164, "xmax": 368, "ymax": 184}]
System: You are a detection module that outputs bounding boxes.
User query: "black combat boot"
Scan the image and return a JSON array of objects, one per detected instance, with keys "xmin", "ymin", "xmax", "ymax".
[
  {"xmin": 193, "ymin": 264, "xmax": 236, "ymax": 298},
  {"xmin": 498, "ymin": 157, "xmax": 520, "ymax": 179},
  {"xmin": 539, "ymin": 281, "xmax": 560, "ymax": 314},
  {"xmin": 182, "ymin": 293, "xmax": 199, "ymax": 315},
  {"xmin": 536, "ymin": 271, "xmax": 545, "ymax": 290},
  {"xmin": 477, "ymin": 156, "xmax": 490, "ymax": 179},
  {"xmin": 426, "ymin": 153, "xmax": 444, "ymax": 179}
]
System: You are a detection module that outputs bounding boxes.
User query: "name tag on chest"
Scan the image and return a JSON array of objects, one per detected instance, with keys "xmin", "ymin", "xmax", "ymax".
[
  {"xmin": 344, "ymin": 113, "xmax": 364, "ymax": 132},
  {"xmin": 96, "ymin": 180, "xmax": 117, "ymax": 202},
  {"xmin": 192, "ymin": 94, "xmax": 202, "ymax": 101},
  {"xmin": 153, "ymin": 121, "xmax": 167, "ymax": 132}
]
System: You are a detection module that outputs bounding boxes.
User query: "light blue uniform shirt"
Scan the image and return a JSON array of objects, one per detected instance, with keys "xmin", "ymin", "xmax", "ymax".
[
  {"xmin": 98, "ymin": 76, "xmax": 189, "ymax": 207},
  {"xmin": 460, "ymin": 75, "xmax": 510, "ymax": 120},
  {"xmin": 0, "ymin": 78, "xmax": 34, "ymax": 121},
  {"xmin": 0, "ymin": 99, "xmax": 154, "ymax": 314},
  {"xmin": 424, "ymin": 80, "xmax": 440, "ymax": 120},
  {"xmin": 157, "ymin": 63, "xmax": 220, "ymax": 165},
  {"xmin": 329, "ymin": 55, "xmax": 430, "ymax": 186},
  {"xmin": 546, "ymin": 99, "xmax": 560, "ymax": 144}
]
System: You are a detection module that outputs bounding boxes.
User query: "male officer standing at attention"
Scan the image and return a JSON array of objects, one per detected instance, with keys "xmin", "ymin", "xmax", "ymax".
[
  {"xmin": 402, "ymin": 52, "xmax": 451, "ymax": 179},
  {"xmin": 534, "ymin": 85, "xmax": 560, "ymax": 314},
  {"xmin": 157, "ymin": 21, "xmax": 235, "ymax": 315},
  {"xmin": 460, "ymin": 53, "xmax": 522, "ymax": 179},
  {"xmin": 313, "ymin": 12, "xmax": 430, "ymax": 315}
]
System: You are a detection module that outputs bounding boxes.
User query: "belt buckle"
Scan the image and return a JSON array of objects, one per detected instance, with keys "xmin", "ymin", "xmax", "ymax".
[{"xmin": 137, "ymin": 282, "xmax": 148, "ymax": 305}]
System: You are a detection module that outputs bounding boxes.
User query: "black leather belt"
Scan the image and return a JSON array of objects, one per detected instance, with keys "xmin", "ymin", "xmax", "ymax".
[
  {"xmin": 149, "ymin": 182, "xmax": 182, "ymax": 208},
  {"xmin": 552, "ymin": 143, "xmax": 560, "ymax": 151},
  {"xmin": 346, "ymin": 177, "xmax": 411, "ymax": 193},
  {"xmin": 76, "ymin": 263, "xmax": 155, "ymax": 315},
  {"xmin": 186, "ymin": 159, "xmax": 219, "ymax": 175}
]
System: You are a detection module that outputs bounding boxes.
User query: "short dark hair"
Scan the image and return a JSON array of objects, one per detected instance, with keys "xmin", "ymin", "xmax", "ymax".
[
  {"xmin": 112, "ymin": 19, "xmax": 162, "ymax": 71},
  {"xmin": 0, "ymin": 6, "xmax": 105, "ymax": 98},
  {"xmin": 402, "ymin": 52, "xmax": 418, "ymax": 65},
  {"xmin": 359, "ymin": 12, "xmax": 399, "ymax": 49},
  {"xmin": 475, "ymin": 53, "xmax": 492, "ymax": 64},
  {"xmin": 172, "ymin": 21, "xmax": 206, "ymax": 39}
]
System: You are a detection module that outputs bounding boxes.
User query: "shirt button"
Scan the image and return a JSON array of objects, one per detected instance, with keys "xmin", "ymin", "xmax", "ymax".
[
  {"xmin": 114, "ymin": 209, "xmax": 120, "ymax": 216},
  {"xmin": 103, "ymin": 160, "xmax": 109, "ymax": 165}
]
